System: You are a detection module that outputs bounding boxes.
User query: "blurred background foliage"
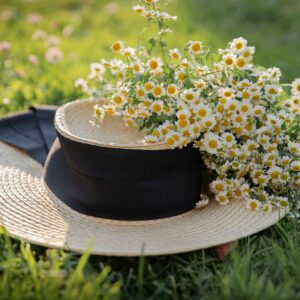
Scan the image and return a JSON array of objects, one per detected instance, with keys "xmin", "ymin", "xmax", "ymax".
[{"xmin": 0, "ymin": 0, "xmax": 299, "ymax": 113}]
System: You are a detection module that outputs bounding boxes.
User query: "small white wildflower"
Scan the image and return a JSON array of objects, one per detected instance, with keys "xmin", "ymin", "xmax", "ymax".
[{"xmin": 45, "ymin": 47, "xmax": 63, "ymax": 63}]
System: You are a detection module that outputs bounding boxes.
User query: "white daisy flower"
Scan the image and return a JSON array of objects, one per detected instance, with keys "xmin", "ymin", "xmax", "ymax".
[
  {"xmin": 215, "ymin": 192, "xmax": 230, "ymax": 205},
  {"xmin": 291, "ymin": 161, "xmax": 300, "ymax": 172},
  {"xmin": 188, "ymin": 41, "xmax": 203, "ymax": 55},
  {"xmin": 166, "ymin": 84, "xmax": 179, "ymax": 97},
  {"xmin": 262, "ymin": 202, "xmax": 273, "ymax": 214},
  {"xmin": 202, "ymin": 132, "xmax": 222, "ymax": 154},
  {"xmin": 219, "ymin": 87, "xmax": 235, "ymax": 99},
  {"xmin": 151, "ymin": 100, "xmax": 164, "ymax": 115},
  {"xmin": 275, "ymin": 196, "xmax": 289, "ymax": 209},
  {"xmin": 268, "ymin": 166, "xmax": 282, "ymax": 180},
  {"xmin": 122, "ymin": 47, "xmax": 136, "ymax": 58},
  {"xmin": 291, "ymin": 78, "xmax": 300, "ymax": 95},
  {"xmin": 112, "ymin": 93, "xmax": 126, "ymax": 106},
  {"xmin": 267, "ymin": 67, "xmax": 282, "ymax": 82},
  {"xmin": 235, "ymin": 56, "xmax": 249, "ymax": 69},
  {"xmin": 74, "ymin": 78, "xmax": 89, "ymax": 92},
  {"xmin": 195, "ymin": 198, "xmax": 209, "ymax": 209},
  {"xmin": 175, "ymin": 69, "xmax": 187, "ymax": 82},
  {"xmin": 152, "ymin": 85, "xmax": 165, "ymax": 98},
  {"xmin": 201, "ymin": 116, "xmax": 217, "ymax": 130},
  {"xmin": 195, "ymin": 104, "xmax": 212, "ymax": 118},
  {"xmin": 111, "ymin": 41, "xmax": 124, "ymax": 53},
  {"xmin": 230, "ymin": 37, "xmax": 248, "ymax": 53},
  {"xmin": 210, "ymin": 179, "xmax": 227, "ymax": 193},
  {"xmin": 194, "ymin": 80, "xmax": 206, "ymax": 90},
  {"xmin": 147, "ymin": 57, "xmax": 163, "ymax": 71},
  {"xmin": 181, "ymin": 89, "xmax": 197, "ymax": 102},
  {"xmin": 222, "ymin": 132, "xmax": 236, "ymax": 147},
  {"xmin": 169, "ymin": 48, "xmax": 182, "ymax": 60},
  {"xmin": 222, "ymin": 53, "xmax": 236, "ymax": 68},
  {"xmin": 246, "ymin": 198, "xmax": 261, "ymax": 210},
  {"xmin": 132, "ymin": 5, "xmax": 145, "ymax": 14},
  {"xmin": 265, "ymin": 84, "xmax": 283, "ymax": 98}
]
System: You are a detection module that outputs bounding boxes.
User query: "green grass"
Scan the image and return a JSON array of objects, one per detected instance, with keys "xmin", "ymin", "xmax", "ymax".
[{"xmin": 0, "ymin": 0, "xmax": 299, "ymax": 299}]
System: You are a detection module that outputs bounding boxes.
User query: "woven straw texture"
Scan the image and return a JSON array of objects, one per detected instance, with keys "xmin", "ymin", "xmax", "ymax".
[
  {"xmin": 0, "ymin": 141, "xmax": 287, "ymax": 256},
  {"xmin": 55, "ymin": 99, "xmax": 170, "ymax": 150}
]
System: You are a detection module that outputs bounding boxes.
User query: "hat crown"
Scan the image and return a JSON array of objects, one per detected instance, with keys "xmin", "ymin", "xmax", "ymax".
[
  {"xmin": 55, "ymin": 99, "xmax": 169, "ymax": 150},
  {"xmin": 43, "ymin": 99, "xmax": 204, "ymax": 220}
]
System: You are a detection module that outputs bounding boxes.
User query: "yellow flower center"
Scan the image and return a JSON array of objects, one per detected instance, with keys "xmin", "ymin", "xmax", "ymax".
[
  {"xmin": 224, "ymin": 91, "xmax": 232, "ymax": 97},
  {"xmin": 113, "ymin": 96, "xmax": 123, "ymax": 104},
  {"xmin": 178, "ymin": 73, "xmax": 186, "ymax": 81},
  {"xmin": 128, "ymin": 107, "xmax": 135, "ymax": 115},
  {"xmin": 215, "ymin": 183, "xmax": 224, "ymax": 191},
  {"xmin": 235, "ymin": 127, "xmax": 243, "ymax": 135},
  {"xmin": 236, "ymin": 42, "xmax": 243, "ymax": 50},
  {"xmin": 149, "ymin": 60, "xmax": 158, "ymax": 69},
  {"xmin": 153, "ymin": 104, "xmax": 162, "ymax": 113},
  {"xmin": 248, "ymin": 144, "xmax": 256, "ymax": 151},
  {"xmin": 218, "ymin": 195, "xmax": 227, "ymax": 202},
  {"xmin": 245, "ymin": 123, "xmax": 252, "ymax": 131},
  {"xmin": 153, "ymin": 130, "xmax": 160, "ymax": 137},
  {"xmin": 178, "ymin": 119, "xmax": 188, "ymax": 128},
  {"xmin": 292, "ymin": 165, "xmax": 300, "ymax": 171},
  {"xmin": 226, "ymin": 135, "xmax": 233, "ymax": 142},
  {"xmin": 133, "ymin": 64, "xmax": 140, "ymax": 72},
  {"xmin": 235, "ymin": 115, "xmax": 243, "ymax": 123},
  {"xmin": 217, "ymin": 105, "xmax": 224, "ymax": 113},
  {"xmin": 112, "ymin": 42, "xmax": 121, "ymax": 52},
  {"xmin": 243, "ymin": 51, "xmax": 251, "ymax": 58},
  {"xmin": 237, "ymin": 58, "xmax": 246, "ymax": 68},
  {"xmin": 144, "ymin": 82, "xmax": 153, "ymax": 91},
  {"xmin": 198, "ymin": 108, "xmax": 207, "ymax": 117},
  {"xmin": 126, "ymin": 119, "xmax": 134, "ymax": 126},
  {"xmin": 185, "ymin": 93, "xmax": 194, "ymax": 101},
  {"xmin": 137, "ymin": 89, "xmax": 145, "ymax": 97},
  {"xmin": 205, "ymin": 120, "xmax": 213, "ymax": 127},
  {"xmin": 269, "ymin": 88, "xmax": 277, "ymax": 95},
  {"xmin": 153, "ymin": 86, "xmax": 162, "ymax": 96},
  {"xmin": 225, "ymin": 58, "xmax": 233, "ymax": 65},
  {"xmin": 192, "ymin": 42, "xmax": 201, "ymax": 52},
  {"xmin": 242, "ymin": 91, "xmax": 251, "ymax": 99},
  {"xmin": 172, "ymin": 52, "xmax": 179, "ymax": 59},
  {"xmin": 208, "ymin": 139, "xmax": 218, "ymax": 149},
  {"xmin": 166, "ymin": 137, "xmax": 175, "ymax": 146},
  {"xmin": 241, "ymin": 105, "xmax": 249, "ymax": 112},
  {"xmin": 178, "ymin": 113, "xmax": 187, "ymax": 120},
  {"xmin": 240, "ymin": 153, "xmax": 247, "ymax": 160},
  {"xmin": 270, "ymin": 171, "xmax": 280, "ymax": 179},
  {"xmin": 257, "ymin": 177, "xmax": 266, "ymax": 184},
  {"xmin": 167, "ymin": 85, "xmax": 176, "ymax": 95},
  {"xmin": 250, "ymin": 201, "xmax": 258, "ymax": 209},
  {"xmin": 280, "ymin": 200, "xmax": 288, "ymax": 207}
]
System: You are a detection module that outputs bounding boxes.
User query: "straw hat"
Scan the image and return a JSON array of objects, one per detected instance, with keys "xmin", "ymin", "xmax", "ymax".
[{"xmin": 0, "ymin": 99, "xmax": 287, "ymax": 256}]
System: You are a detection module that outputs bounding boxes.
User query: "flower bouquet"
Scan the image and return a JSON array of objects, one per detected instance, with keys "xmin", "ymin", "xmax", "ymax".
[{"xmin": 75, "ymin": 0, "xmax": 300, "ymax": 214}]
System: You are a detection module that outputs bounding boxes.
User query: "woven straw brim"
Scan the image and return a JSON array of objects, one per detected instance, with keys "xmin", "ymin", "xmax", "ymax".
[
  {"xmin": 55, "ymin": 99, "xmax": 171, "ymax": 150},
  {"xmin": 0, "ymin": 141, "xmax": 287, "ymax": 256}
]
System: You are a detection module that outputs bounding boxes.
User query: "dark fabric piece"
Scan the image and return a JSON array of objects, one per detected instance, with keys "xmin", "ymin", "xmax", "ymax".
[
  {"xmin": 43, "ymin": 132, "xmax": 203, "ymax": 220},
  {"xmin": 0, "ymin": 107, "xmax": 57, "ymax": 164},
  {"xmin": 30, "ymin": 106, "xmax": 57, "ymax": 151},
  {"xmin": 0, "ymin": 107, "xmax": 204, "ymax": 221}
]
